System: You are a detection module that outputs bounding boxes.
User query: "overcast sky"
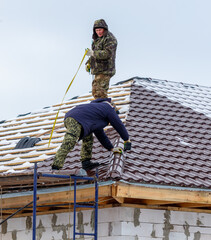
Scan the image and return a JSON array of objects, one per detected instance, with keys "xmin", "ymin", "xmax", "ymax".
[{"xmin": 0, "ymin": 0, "xmax": 211, "ymax": 120}]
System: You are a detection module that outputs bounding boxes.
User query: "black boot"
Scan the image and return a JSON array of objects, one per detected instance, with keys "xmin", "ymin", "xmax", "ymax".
[
  {"xmin": 81, "ymin": 159, "xmax": 99, "ymax": 171},
  {"xmin": 51, "ymin": 158, "xmax": 62, "ymax": 170},
  {"xmin": 51, "ymin": 164, "xmax": 61, "ymax": 170}
]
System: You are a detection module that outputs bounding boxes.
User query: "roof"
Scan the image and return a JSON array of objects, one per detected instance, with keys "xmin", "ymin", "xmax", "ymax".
[
  {"xmin": 124, "ymin": 78, "xmax": 211, "ymax": 188},
  {"xmin": 0, "ymin": 81, "xmax": 131, "ymax": 182},
  {"xmin": 0, "ymin": 77, "xmax": 211, "ymax": 190}
]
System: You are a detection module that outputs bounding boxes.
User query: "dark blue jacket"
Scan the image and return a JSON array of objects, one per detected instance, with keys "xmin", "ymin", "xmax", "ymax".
[{"xmin": 65, "ymin": 98, "xmax": 129, "ymax": 150}]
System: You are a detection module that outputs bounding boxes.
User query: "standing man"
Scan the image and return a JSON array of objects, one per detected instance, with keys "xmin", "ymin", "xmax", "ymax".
[
  {"xmin": 86, "ymin": 19, "xmax": 117, "ymax": 99},
  {"xmin": 51, "ymin": 98, "xmax": 131, "ymax": 171}
]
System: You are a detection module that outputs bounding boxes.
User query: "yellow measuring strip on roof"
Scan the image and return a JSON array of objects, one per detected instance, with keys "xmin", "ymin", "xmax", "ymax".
[{"xmin": 48, "ymin": 49, "xmax": 88, "ymax": 147}]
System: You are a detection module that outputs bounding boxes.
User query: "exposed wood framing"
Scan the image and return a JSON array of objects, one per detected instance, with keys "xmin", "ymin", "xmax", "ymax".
[
  {"xmin": 1, "ymin": 185, "xmax": 112, "ymax": 209},
  {"xmin": 2, "ymin": 181, "xmax": 211, "ymax": 219},
  {"xmin": 114, "ymin": 183, "xmax": 211, "ymax": 205}
]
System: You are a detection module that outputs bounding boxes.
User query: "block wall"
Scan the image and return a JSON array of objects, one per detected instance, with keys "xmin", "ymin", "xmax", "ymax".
[{"xmin": 1, "ymin": 207, "xmax": 211, "ymax": 240}]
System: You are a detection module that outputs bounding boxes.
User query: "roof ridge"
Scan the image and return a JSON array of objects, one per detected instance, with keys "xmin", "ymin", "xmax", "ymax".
[{"xmin": 133, "ymin": 76, "xmax": 211, "ymax": 90}]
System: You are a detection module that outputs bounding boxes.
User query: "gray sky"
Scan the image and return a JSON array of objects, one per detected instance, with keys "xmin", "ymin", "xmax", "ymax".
[{"xmin": 0, "ymin": 0, "xmax": 211, "ymax": 120}]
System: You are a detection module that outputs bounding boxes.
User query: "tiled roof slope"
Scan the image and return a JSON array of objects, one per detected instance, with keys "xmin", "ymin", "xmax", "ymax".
[
  {"xmin": 134, "ymin": 77, "xmax": 211, "ymax": 118},
  {"xmin": 26, "ymin": 78, "xmax": 211, "ymax": 189},
  {"xmin": 40, "ymin": 77, "xmax": 211, "ymax": 189},
  {"xmin": 0, "ymin": 82, "xmax": 131, "ymax": 176},
  {"xmin": 1, "ymin": 77, "xmax": 211, "ymax": 190},
  {"xmin": 123, "ymin": 78, "xmax": 211, "ymax": 188}
]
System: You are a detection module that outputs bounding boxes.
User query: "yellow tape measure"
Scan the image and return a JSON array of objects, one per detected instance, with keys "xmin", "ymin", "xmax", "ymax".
[{"xmin": 48, "ymin": 49, "xmax": 89, "ymax": 147}]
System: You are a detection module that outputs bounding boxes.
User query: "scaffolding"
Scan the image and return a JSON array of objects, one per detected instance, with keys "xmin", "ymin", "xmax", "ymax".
[
  {"xmin": 33, "ymin": 163, "xmax": 99, "ymax": 240},
  {"xmin": 0, "ymin": 163, "xmax": 99, "ymax": 239}
]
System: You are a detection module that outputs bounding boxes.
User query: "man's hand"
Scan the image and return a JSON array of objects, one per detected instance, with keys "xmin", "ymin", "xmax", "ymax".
[
  {"xmin": 86, "ymin": 48, "xmax": 94, "ymax": 57},
  {"xmin": 124, "ymin": 140, "xmax": 131, "ymax": 151},
  {"xmin": 86, "ymin": 63, "xmax": 91, "ymax": 73},
  {"xmin": 112, "ymin": 147, "xmax": 123, "ymax": 154}
]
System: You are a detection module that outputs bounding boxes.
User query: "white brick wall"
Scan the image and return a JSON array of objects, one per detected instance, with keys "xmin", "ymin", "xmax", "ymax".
[{"xmin": 1, "ymin": 207, "xmax": 211, "ymax": 240}]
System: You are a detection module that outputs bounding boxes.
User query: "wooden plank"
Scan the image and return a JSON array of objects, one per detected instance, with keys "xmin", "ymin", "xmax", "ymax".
[
  {"xmin": 36, "ymin": 146, "xmax": 57, "ymax": 151},
  {"xmin": 140, "ymin": 199, "xmax": 179, "ymax": 206},
  {"xmin": 113, "ymin": 197, "xmax": 124, "ymax": 204},
  {"xmin": 0, "ymin": 119, "xmax": 63, "ymax": 134},
  {"xmin": 2, "ymin": 113, "xmax": 62, "ymax": 130},
  {"xmin": 109, "ymin": 92, "xmax": 130, "ymax": 97},
  {"xmin": 109, "ymin": 83, "xmax": 132, "ymax": 89},
  {"xmin": 0, "ymin": 156, "xmax": 14, "ymax": 161},
  {"xmin": 108, "ymin": 89, "xmax": 131, "ymax": 94},
  {"xmin": 29, "ymin": 159, "xmax": 47, "ymax": 163},
  {"xmin": 11, "ymin": 114, "xmax": 53, "ymax": 122},
  {"xmin": 0, "ymin": 145, "xmax": 57, "ymax": 157},
  {"xmin": 4, "ymin": 161, "xmax": 26, "ymax": 166},
  {"xmin": 98, "ymin": 197, "xmax": 117, "ymax": 205},
  {"xmin": 53, "ymin": 95, "xmax": 130, "ymax": 110},
  {"xmin": 115, "ymin": 183, "xmax": 211, "ymax": 205},
  {"xmin": 76, "ymin": 92, "xmax": 130, "ymax": 100},
  {"xmin": 112, "ymin": 184, "xmax": 124, "ymax": 203},
  {"xmin": 0, "ymin": 131, "xmax": 15, "ymax": 137},
  {"xmin": 0, "ymin": 146, "xmax": 14, "ymax": 151},
  {"xmin": 2, "ymin": 131, "xmax": 63, "ymax": 141},
  {"xmin": 115, "ymin": 100, "xmax": 130, "ymax": 105},
  {"xmin": 177, "ymin": 202, "xmax": 211, "ymax": 208},
  {"xmin": 36, "ymin": 139, "xmax": 62, "ymax": 146},
  {"xmin": 1, "ymin": 185, "xmax": 112, "ymax": 209},
  {"xmin": 52, "ymin": 98, "xmax": 92, "ymax": 108},
  {"xmin": 0, "ymin": 121, "xmax": 53, "ymax": 133},
  {"xmin": 13, "ymin": 166, "xmax": 33, "ymax": 171},
  {"xmin": 0, "ymin": 175, "xmax": 33, "ymax": 186},
  {"xmin": 0, "ymin": 148, "xmax": 31, "ymax": 156}
]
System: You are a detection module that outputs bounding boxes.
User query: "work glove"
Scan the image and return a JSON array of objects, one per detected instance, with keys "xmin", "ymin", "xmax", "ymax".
[
  {"xmin": 112, "ymin": 147, "xmax": 123, "ymax": 154},
  {"xmin": 86, "ymin": 63, "xmax": 91, "ymax": 73},
  {"xmin": 86, "ymin": 48, "xmax": 94, "ymax": 57},
  {"xmin": 124, "ymin": 140, "xmax": 131, "ymax": 151}
]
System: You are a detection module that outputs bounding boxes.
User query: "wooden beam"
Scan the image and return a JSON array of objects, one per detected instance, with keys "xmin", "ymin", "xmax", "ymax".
[
  {"xmin": 140, "ymin": 199, "xmax": 179, "ymax": 206},
  {"xmin": 3, "ymin": 181, "xmax": 211, "ymax": 217},
  {"xmin": 112, "ymin": 184, "xmax": 124, "ymax": 203},
  {"xmin": 113, "ymin": 197, "xmax": 125, "ymax": 204},
  {"xmin": 115, "ymin": 183, "xmax": 211, "ymax": 205},
  {"xmin": 0, "ymin": 175, "xmax": 33, "ymax": 186},
  {"xmin": 177, "ymin": 203, "xmax": 211, "ymax": 208},
  {"xmin": 98, "ymin": 197, "xmax": 116, "ymax": 205},
  {"xmin": 1, "ymin": 185, "xmax": 112, "ymax": 209}
]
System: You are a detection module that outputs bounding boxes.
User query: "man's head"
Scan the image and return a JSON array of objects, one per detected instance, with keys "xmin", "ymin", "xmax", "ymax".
[{"xmin": 93, "ymin": 19, "xmax": 108, "ymax": 40}]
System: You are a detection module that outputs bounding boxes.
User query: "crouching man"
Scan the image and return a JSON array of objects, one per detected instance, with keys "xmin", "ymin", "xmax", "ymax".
[{"xmin": 51, "ymin": 98, "xmax": 131, "ymax": 171}]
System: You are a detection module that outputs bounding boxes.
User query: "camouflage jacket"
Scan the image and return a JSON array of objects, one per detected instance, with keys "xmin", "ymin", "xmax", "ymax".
[{"xmin": 87, "ymin": 19, "xmax": 117, "ymax": 77}]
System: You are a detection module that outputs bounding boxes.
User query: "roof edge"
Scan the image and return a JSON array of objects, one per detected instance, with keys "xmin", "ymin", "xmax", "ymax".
[{"xmin": 120, "ymin": 180, "xmax": 211, "ymax": 192}]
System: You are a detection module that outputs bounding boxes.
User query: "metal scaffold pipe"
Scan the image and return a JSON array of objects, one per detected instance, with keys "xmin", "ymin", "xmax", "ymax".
[{"xmin": 32, "ymin": 163, "xmax": 99, "ymax": 240}]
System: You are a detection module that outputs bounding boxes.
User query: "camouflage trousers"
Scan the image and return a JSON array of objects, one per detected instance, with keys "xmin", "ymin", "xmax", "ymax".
[
  {"xmin": 92, "ymin": 74, "xmax": 111, "ymax": 99},
  {"xmin": 52, "ymin": 117, "xmax": 93, "ymax": 169}
]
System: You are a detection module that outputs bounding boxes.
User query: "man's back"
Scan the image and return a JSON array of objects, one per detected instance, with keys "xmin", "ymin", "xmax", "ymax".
[{"xmin": 65, "ymin": 99, "xmax": 128, "ymax": 141}]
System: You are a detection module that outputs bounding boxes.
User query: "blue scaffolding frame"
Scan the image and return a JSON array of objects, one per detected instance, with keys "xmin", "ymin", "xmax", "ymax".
[{"xmin": 33, "ymin": 163, "xmax": 98, "ymax": 240}]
